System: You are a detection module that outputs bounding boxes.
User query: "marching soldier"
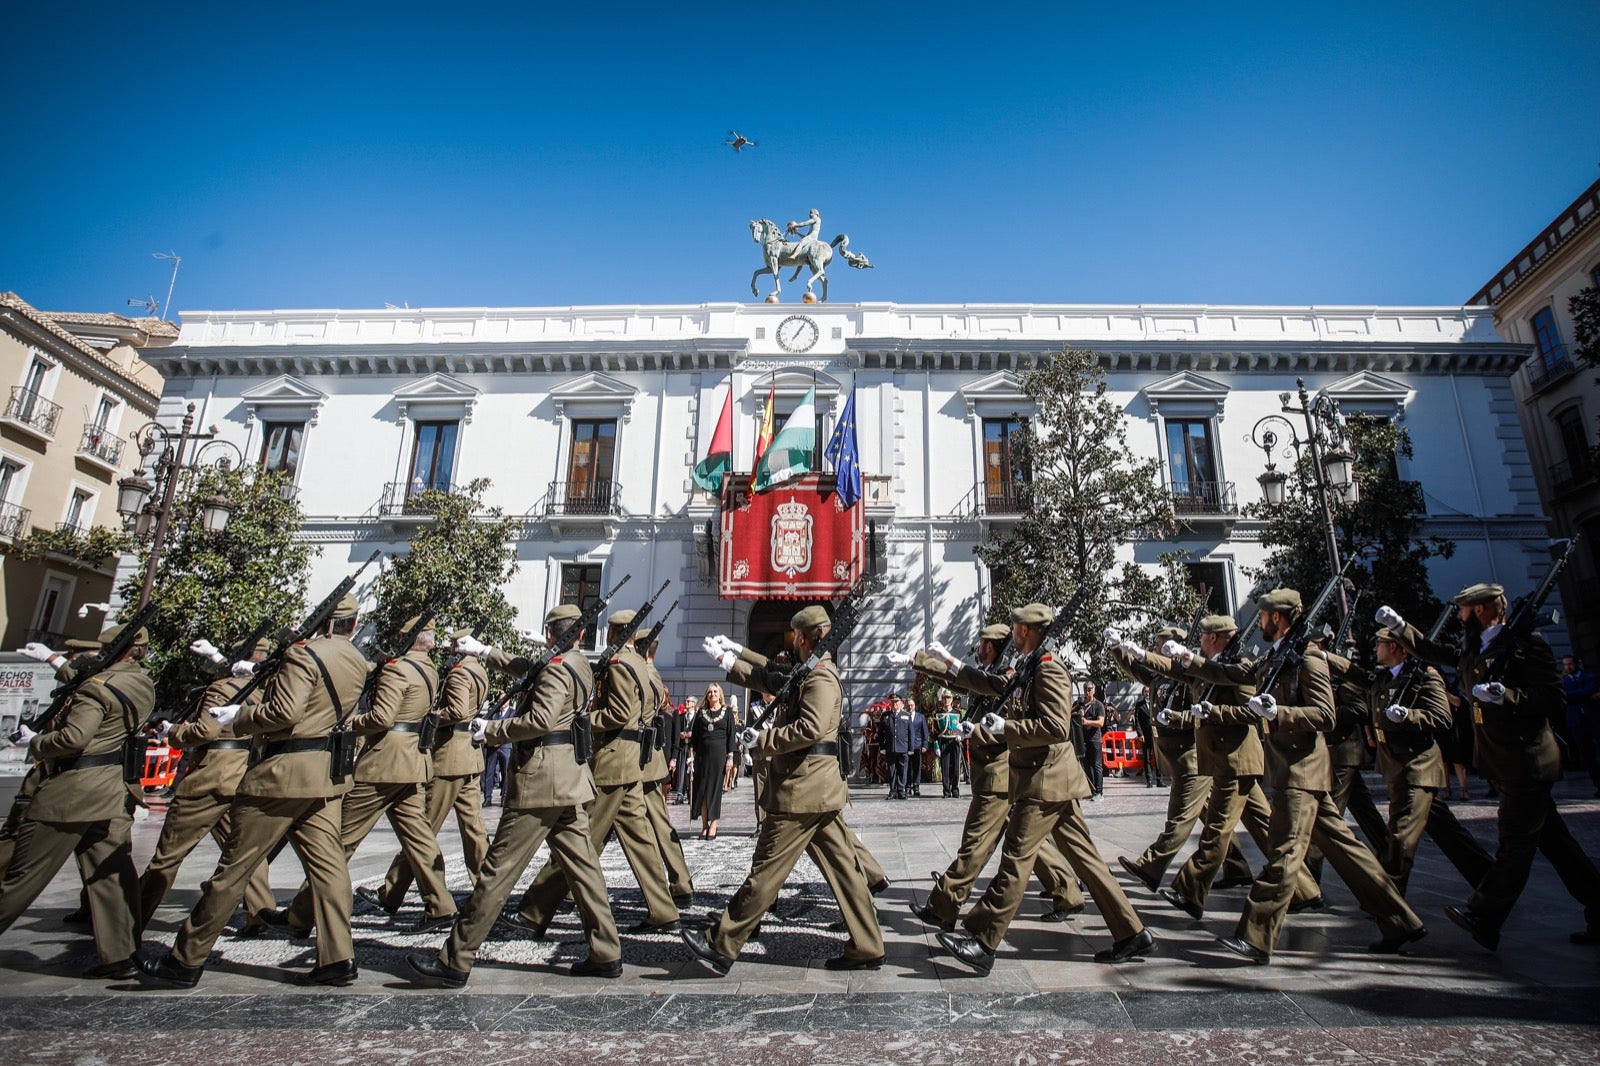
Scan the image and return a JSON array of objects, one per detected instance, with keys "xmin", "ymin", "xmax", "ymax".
[
  {"xmin": 1379, "ymin": 585, "xmax": 1600, "ymax": 948},
  {"xmin": 366, "ymin": 627, "xmax": 492, "ymax": 915},
  {"xmin": 1304, "ymin": 630, "xmax": 1391, "ymax": 882},
  {"xmin": 264, "ymin": 616, "xmax": 456, "ymax": 936},
  {"xmin": 643, "ymin": 639, "xmax": 695, "ymax": 905},
  {"xmin": 681, "ymin": 606, "xmax": 886, "ymax": 973},
  {"xmin": 137, "ymin": 594, "xmax": 371, "ymax": 988},
  {"xmin": 1182, "ymin": 589, "xmax": 1425, "ymax": 963},
  {"xmin": 1104, "ymin": 624, "xmax": 1254, "ymax": 893},
  {"xmin": 404, "ymin": 604, "xmax": 622, "ymax": 986},
  {"xmin": 912, "ymin": 625, "xmax": 1086, "ymax": 931},
  {"xmin": 136, "ymin": 637, "xmax": 276, "ymax": 936},
  {"xmin": 509, "ymin": 610, "xmax": 680, "ymax": 935},
  {"xmin": 933, "ymin": 604, "xmax": 1153, "ymax": 973},
  {"xmin": 0, "ymin": 624, "xmax": 153, "ymax": 979}
]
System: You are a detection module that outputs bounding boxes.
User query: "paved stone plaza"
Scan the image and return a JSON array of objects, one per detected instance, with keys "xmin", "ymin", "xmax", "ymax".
[{"xmin": 0, "ymin": 771, "xmax": 1596, "ymax": 1064}]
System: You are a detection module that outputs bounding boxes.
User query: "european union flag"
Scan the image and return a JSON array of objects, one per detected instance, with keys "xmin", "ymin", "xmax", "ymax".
[{"xmin": 824, "ymin": 387, "xmax": 861, "ymax": 508}]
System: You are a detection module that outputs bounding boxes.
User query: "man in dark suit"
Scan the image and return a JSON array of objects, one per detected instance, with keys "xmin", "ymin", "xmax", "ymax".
[
  {"xmin": 909, "ymin": 701, "xmax": 929, "ymax": 797},
  {"xmin": 881, "ymin": 695, "xmax": 914, "ymax": 799}
]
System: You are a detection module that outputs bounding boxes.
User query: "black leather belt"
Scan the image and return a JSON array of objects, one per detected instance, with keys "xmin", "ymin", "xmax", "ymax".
[
  {"xmin": 595, "ymin": 728, "xmax": 646, "ymax": 745},
  {"xmin": 517, "ymin": 730, "xmax": 574, "ymax": 751},
  {"xmin": 805, "ymin": 741, "xmax": 839, "ymax": 757},
  {"xmin": 198, "ymin": 739, "xmax": 252, "ymax": 753},
  {"xmin": 260, "ymin": 737, "xmax": 332, "ymax": 760},
  {"xmin": 451, "ymin": 722, "xmax": 476, "ymax": 733},
  {"xmin": 47, "ymin": 751, "xmax": 123, "ymax": 774},
  {"xmin": 389, "ymin": 722, "xmax": 424, "ymax": 733}
]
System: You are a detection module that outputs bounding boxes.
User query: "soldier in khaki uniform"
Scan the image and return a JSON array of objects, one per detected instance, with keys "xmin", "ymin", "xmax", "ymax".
[
  {"xmin": 137, "ymin": 594, "xmax": 371, "ymax": 988},
  {"xmin": 404, "ymin": 604, "xmax": 622, "ymax": 985},
  {"xmin": 643, "ymin": 639, "xmax": 694, "ymax": 903},
  {"xmin": 269, "ymin": 616, "xmax": 456, "ymax": 935},
  {"xmin": 932, "ymin": 604, "xmax": 1152, "ymax": 974},
  {"xmin": 912, "ymin": 625, "xmax": 1085, "ymax": 930},
  {"xmin": 1183, "ymin": 589, "xmax": 1424, "ymax": 963},
  {"xmin": 1379, "ymin": 584, "xmax": 1600, "ymax": 948},
  {"xmin": 512, "ymin": 610, "xmax": 680, "ymax": 933},
  {"xmin": 367, "ymin": 627, "xmax": 491, "ymax": 914},
  {"xmin": 137, "ymin": 637, "xmax": 276, "ymax": 934},
  {"xmin": 0, "ymin": 624, "xmax": 154, "ymax": 978},
  {"xmin": 681, "ymin": 606, "xmax": 885, "ymax": 973},
  {"xmin": 1104, "ymin": 624, "xmax": 1254, "ymax": 893},
  {"xmin": 1303, "ymin": 635, "xmax": 1391, "ymax": 883}
]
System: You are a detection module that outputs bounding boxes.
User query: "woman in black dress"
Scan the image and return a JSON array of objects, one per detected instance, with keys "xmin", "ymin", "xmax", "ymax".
[{"xmin": 690, "ymin": 684, "xmax": 737, "ymax": 838}]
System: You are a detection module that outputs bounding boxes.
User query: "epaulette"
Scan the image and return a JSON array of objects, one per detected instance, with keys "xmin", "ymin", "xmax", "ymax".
[
  {"xmin": 608, "ymin": 657, "xmax": 620, "ymax": 664},
  {"xmin": 552, "ymin": 656, "xmax": 563, "ymax": 663},
  {"xmin": 1040, "ymin": 654, "xmax": 1053, "ymax": 662}
]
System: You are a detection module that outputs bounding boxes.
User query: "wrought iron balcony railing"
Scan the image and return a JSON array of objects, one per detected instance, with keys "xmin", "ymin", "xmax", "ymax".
[
  {"xmin": 539, "ymin": 479, "xmax": 621, "ymax": 517},
  {"xmin": 0, "ymin": 501, "xmax": 31, "ymax": 540},
  {"xmin": 1549, "ymin": 456, "xmax": 1595, "ymax": 496},
  {"xmin": 1526, "ymin": 348, "xmax": 1576, "ymax": 393},
  {"xmin": 77, "ymin": 425, "xmax": 126, "ymax": 467},
  {"xmin": 3, "ymin": 387, "xmax": 61, "ymax": 437},
  {"xmin": 1171, "ymin": 480, "xmax": 1238, "ymax": 517},
  {"xmin": 378, "ymin": 479, "xmax": 456, "ymax": 516}
]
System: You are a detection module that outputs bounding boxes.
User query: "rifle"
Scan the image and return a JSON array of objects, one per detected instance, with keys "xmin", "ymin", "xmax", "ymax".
[
  {"xmin": 575, "ymin": 579, "xmax": 671, "ymax": 764},
  {"xmin": 1330, "ymin": 590, "xmax": 1369, "ymax": 686},
  {"xmin": 749, "ymin": 577, "xmax": 881, "ymax": 730},
  {"xmin": 638, "ymin": 597, "xmax": 680, "ymax": 654},
  {"xmin": 173, "ymin": 615, "xmax": 287, "ymax": 724},
  {"xmin": 18, "ymin": 598, "xmax": 162, "ymax": 734},
  {"xmin": 1482, "ymin": 537, "xmax": 1579, "ymax": 684},
  {"xmin": 962, "ymin": 630, "xmax": 1016, "ymax": 725},
  {"xmin": 975, "ymin": 584, "xmax": 1094, "ymax": 720},
  {"xmin": 491, "ymin": 574, "xmax": 632, "ymax": 713},
  {"xmin": 354, "ymin": 596, "xmax": 448, "ymax": 709},
  {"xmin": 1250, "ymin": 561, "xmax": 1354, "ymax": 700},
  {"xmin": 1196, "ymin": 615, "xmax": 1262, "ymax": 706},
  {"xmin": 1155, "ymin": 604, "xmax": 1210, "ymax": 719},
  {"xmin": 1390, "ymin": 602, "xmax": 1456, "ymax": 710}
]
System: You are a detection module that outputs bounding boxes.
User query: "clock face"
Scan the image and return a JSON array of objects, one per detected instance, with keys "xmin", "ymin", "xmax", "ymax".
[{"xmin": 776, "ymin": 315, "xmax": 820, "ymax": 353}]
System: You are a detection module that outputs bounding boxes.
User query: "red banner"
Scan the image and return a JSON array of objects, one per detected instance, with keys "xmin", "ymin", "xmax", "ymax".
[{"xmin": 720, "ymin": 474, "xmax": 863, "ymax": 599}]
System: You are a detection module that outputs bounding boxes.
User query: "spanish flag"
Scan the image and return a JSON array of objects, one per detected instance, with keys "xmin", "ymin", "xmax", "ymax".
[{"xmin": 752, "ymin": 382, "xmax": 775, "ymax": 472}]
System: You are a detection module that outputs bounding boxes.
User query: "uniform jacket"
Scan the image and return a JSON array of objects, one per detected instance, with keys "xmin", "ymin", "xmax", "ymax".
[
  {"xmin": 169, "ymin": 673, "xmax": 260, "ymax": 799},
  {"xmin": 1147, "ymin": 648, "xmax": 1265, "ymax": 779},
  {"xmin": 432, "ymin": 655, "xmax": 488, "ymax": 778},
  {"xmin": 1317, "ymin": 650, "xmax": 1370, "ymax": 769},
  {"xmin": 1003, "ymin": 654, "xmax": 1090, "ymax": 803},
  {"xmin": 1110, "ymin": 647, "xmax": 1200, "ymax": 776},
  {"xmin": 1191, "ymin": 643, "xmax": 1336, "ymax": 792},
  {"xmin": 349, "ymin": 649, "xmax": 437, "ymax": 784},
  {"xmin": 591, "ymin": 645, "xmax": 653, "ymax": 787},
  {"xmin": 945, "ymin": 663, "xmax": 1012, "ymax": 795},
  {"xmin": 235, "ymin": 634, "xmax": 370, "ymax": 799},
  {"xmin": 726, "ymin": 649, "xmax": 847, "ymax": 814},
  {"xmin": 1364, "ymin": 661, "xmax": 1449, "ymax": 789},
  {"xmin": 641, "ymin": 661, "xmax": 671, "ymax": 783},
  {"xmin": 881, "ymin": 710, "xmax": 915, "ymax": 754},
  {"xmin": 28, "ymin": 659, "xmax": 155, "ymax": 822},
  {"xmin": 484, "ymin": 652, "xmax": 597, "ymax": 808}
]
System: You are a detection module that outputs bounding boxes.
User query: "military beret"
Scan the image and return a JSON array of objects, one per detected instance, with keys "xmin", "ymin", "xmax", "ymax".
[
  {"xmin": 545, "ymin": 603, "xmax": 582, "ymax": 626},
  {"xmin": 608, "ymin": 609, "xmax": 637, "ymax": 628},
  {"xmin": 1154, "ymin": 625, "xmax": 1186, "ymax": 642},
  {"xmin": 790, "ymin": 604, "xmax": 831, "ymax": 630},
  {"xmin": 99, "ymin": 623, "xmax": 149, "ymax": 646},
  {"xmin": 1011, "ymin": 602, "xmax": 1054, "ymax": 626},
  {"xmin": 445, "ymin": 627, "xmax": 474, "ymax": 642},
  {"xmin": 331, "ymin": 593, "xmax": 360, "ymax": 620},
  {"xmin": 1257, "ymin": 588, "xmax": 1302, "ymax": 613},
  {"xmin": 978, "ymin": 623, "xmax": 1011, "ymax": 642},
  {"xmin": 399, "ymin": 614, "xmax": 434, "ymax": 634},
  {"xmin": 1453, "ymin": 582, "xmax": 1504, "ymax": 606},
  {"xmin": 1374, "ymin": 626, "xmax": 1397, "ymax": 642},
  {"xmin": 1198, "ymin": 614, "xmax": 1239, "ymax": 635},
  {"xmin": 251, "ymin": 637, "xmax": 273, "ymax": 655},
  {"xmin": 64, "ymin": 637, "xmax": 103, "ymax": 653}
]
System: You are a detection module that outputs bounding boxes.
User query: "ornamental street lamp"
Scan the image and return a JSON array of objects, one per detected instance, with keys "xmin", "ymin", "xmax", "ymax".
[
  {"xmin": 116, "ymin": 402, "xmax": 243, "ymax": 610},
  {"xmin": 1248, "ymin": 378, "xmax": 1358, "ymax": 617}
]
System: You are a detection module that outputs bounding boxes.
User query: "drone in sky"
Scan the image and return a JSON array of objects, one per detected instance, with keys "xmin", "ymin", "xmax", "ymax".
[{"xmin": 724, "ymin": 131, "xmax": 757, "ymax": 153}]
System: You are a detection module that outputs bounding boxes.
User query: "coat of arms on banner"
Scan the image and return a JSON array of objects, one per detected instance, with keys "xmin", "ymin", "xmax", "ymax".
[{"xmin": 771, "ymin": 498, "xmax": 814, "ymax": 578}]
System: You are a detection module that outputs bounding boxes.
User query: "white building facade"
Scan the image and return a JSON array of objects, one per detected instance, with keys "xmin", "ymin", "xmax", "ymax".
[{"xmin": 136, "ymin": 301, "xmax": 1547, "ymax": 706}]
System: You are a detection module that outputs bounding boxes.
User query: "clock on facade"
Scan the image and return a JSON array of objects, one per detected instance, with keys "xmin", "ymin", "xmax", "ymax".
[{"xmin": 775, "ymin": 314, "xmax": 820, "ymax": 353}]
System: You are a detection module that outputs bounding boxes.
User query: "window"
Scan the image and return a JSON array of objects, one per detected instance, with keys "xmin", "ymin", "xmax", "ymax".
[
  {"xmin": 259, "ymin": 421, "xmax": 305, "ymax": 480},
  {"xmin": 408, "ymin": 421, "xmax": 458, "ymax": 499},
  {"xmin": 982, "ymin": 417, "xmax": 1029, "ymax": 513},
  {"xmin": 559, "ymin": 563, "xmax": 604, "ymax": 650},
  {"xmin": 566, "ymin": 420, "xmax": 616, "ymax": 512},
  {"xmin": 1531, "ymin": 307, "xmax": 1569, "ymax": 370},
  {"xmin": 1165, "ymin": 420, "xmax": 1219, "ymax": 494},
  {"xmin": 92, "ymin": 396, "xmax": 116, "ymax": 431},
  {"xmin": 62, "ymin": 489, "xmax": 92, "ymax": 535},
  {"xmin": 1184, "ymin": 561, "xmax": 1230, "ymax": 614},
  {"xmin": 0, "ymin": 459, "xmax": 20, "ymax": 505}
]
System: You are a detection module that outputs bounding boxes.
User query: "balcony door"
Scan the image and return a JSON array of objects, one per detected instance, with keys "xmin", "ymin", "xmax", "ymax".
[
  {"xmin": 408, "ymin": 421, "xmax": 458, "ymax": 500},
  {"xmin": 566, "ymin": 420, "xmax": 616, "ymax": 513},
  {"xmin": 982, "ymin": 417, "xmax": 1029, "ymax": 513},
  {"xmin": 1166, "ymin": 420, "xmax": 1219, "ymax": 512}
]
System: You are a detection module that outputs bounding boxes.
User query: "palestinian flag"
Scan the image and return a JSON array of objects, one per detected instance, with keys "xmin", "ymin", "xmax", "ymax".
[
  {"xmin": 692, "ymin": 388, "xmax": 733, "ymax": 492},
  {"xmin": 753, "ymin": 387, "xmax": 816, "ymax": 492}
]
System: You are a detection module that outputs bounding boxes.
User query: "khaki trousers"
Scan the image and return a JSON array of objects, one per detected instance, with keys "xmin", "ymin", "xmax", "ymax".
[
  {"xmin": 440, "ymin": 804, "xmax": 619, "ymax": 971},
  {"xmin": 518, "ymin": 781, "xmax": 678, "ymax": 927},
  {"xmin": 710, "ymin": 809, "xmax": 884, "ymax": 961},
  {"xmin": 642, "ymin": 778, "xmax": 693, "ymax": 897},
  {"xmin": 172, "ymin": 795, "xmax": 352, "ymax": 968},
  {"xmin": 286, "ymin": 781, "xmax": 455, "ymax": 928},
  {"xmin": 0, "ymin": 805, "xmax": 139, "ymax": 965},
  {"xmin": 843, "ymin": 818, "xmax": 886, "ymax": 887},
  {"xmin": 1307, "ymin": 765, "xmax": 1390, "ymax": 883},
  {"xmin": 963, "ymin": 798, "xmax": 1142, "ymax": 952},
  {"xmin": 1383, "ymin": 783, "xmax": 1436, "ymax": 895},
  {"xmin": 1236, "ymin": 787, "xmax": 1421, "ymax": 955},
  {"xmin": 1468, "ymin": 782, "xmax": 1600, "ymax": 931},
  {"xmin": 0, "ymin": 767, "xmax": 41, "ymax": 872},
  {"xmin": 927, "ymin": 791, "xmax": 1083, "ymax": 925},
  {"xmin": 375, "ymin": 774, "xmax": 489, "ymax": 911},
  {"xmin": 138, "ymin": 792, "xmax": 276, "ymax": 928},
  {"xmin": 1128, "ymin": 770, "xmax": 1252, "ymax": 885},
  {"xmin": 1170, "ymin": 776, "xmax": 1318, "ymax": 910}
]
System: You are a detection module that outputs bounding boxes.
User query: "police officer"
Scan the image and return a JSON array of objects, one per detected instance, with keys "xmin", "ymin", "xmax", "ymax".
[
  {"xmin": 137, "ymin": 594, "xmax": 371, "ymax": 988},
  {"xmin": 403, "ymin": 604, "xmax": 622, "ymax": 986},
  {"xmin": 882, "ymin": 694, "xmax": 914, "ymax": 799}
]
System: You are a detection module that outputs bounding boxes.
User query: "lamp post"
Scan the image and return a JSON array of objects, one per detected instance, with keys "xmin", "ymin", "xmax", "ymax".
[
  {"xmin": 1248, "ymin": 378, "xmax": 1358, "ymax": 617},
  {"xmin": 116, "ymin": 402, "xmax": 243, "ymax": 610}
]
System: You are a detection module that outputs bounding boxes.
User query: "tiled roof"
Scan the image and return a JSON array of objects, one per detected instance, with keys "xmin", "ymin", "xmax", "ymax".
[
  {"xmin": 42, "ymin": 310, "xmax": 180, "ymax": 339},
  {"xmin": 0, "ymin": 292, "xmax": 162, "ymax": 403}
]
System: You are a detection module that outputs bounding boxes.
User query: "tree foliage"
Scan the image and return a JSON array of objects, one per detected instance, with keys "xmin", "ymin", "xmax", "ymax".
[
  {"xmin": 974, "ymin": 346, "xmax": 1200, "ymax": 684},
  {"xmin": 3, "ymin": 524, "xmax": 131, "ymax": 566},
  {"xmin": 1571, "ymin": 285, "xmax": 1600, "ymax": 367},
  {"xmin": 1245, "ymin": 410, "xmax": 1454, "ymax": 645},
  {"xmin": 119, "ymin": 468, "xmax": 314, "ymax": 711},
  {"xmin": 364, "ymin": 478, "xmax": 522, "ymax": 658}
]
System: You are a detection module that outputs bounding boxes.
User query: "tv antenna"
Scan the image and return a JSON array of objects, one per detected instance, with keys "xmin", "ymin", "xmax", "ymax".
[
  {"xmin": 127, "ymin": 295, "xmax": 159, "ymax": 316},
  {"xmin": 153, "ymin": 251, "xmax": 181, "ymax": 321}
]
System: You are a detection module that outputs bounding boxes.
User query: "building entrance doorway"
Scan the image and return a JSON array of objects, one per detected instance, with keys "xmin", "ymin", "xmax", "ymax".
[{"xmin": 746, "ymin": 598, "xmax": 830, "ymax": 665}]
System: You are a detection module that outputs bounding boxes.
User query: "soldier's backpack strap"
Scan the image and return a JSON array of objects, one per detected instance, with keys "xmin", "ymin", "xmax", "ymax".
[
  {"xmin": 98, "ymin": 680, "xmax": 146, "ymax": 784},
  {"xmin": 558, "ymin": 659, "xmax": 592, "ymax": 711},
  {"xmin": 398, "ymin": 657, "xmax": 438, "ymax": 705},
  {"xmin": 300, "ymin": 644, "xmax": 347, "ymax": 725},
  {"xmin": 613, "ymin": 658, "xmax": 652, "ymax": 715}
]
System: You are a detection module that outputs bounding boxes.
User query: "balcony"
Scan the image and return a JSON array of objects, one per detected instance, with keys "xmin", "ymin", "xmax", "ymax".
[
  {"xmin": 0, "ymin": 501, "xmax": 30, "ymax": 541},
  {"xmin": 1171, "ymin": 480, "xmax": 1239, "ymax": 522},
  {"xmin": 951, "ymin": 481, "xmax": 1029, "ymax": 522},
  {"xmin": 55, "ymin": 521, "xmax": 88, "ymax": 538},
  {"xmin": 76, "ymin": 425, "xmax": 126, "ymax": 475},
  {"xmin": 1549, "ymin": 456, "xmax": 1596, "ymax": 497},
  {"xmin": 374, "ymin": 479, "xmax": 455, "ymax": 524},
  {"xmin": 1526, "ymin": 349, "xmax": 1577, "ymax": 394},
  {"xmin": 534, "ymin": 479, "xmax": 623, "ymax": 536},
  {"xmin": 1, "ymin": 388, "xmax": 61, "ymax": 442}
]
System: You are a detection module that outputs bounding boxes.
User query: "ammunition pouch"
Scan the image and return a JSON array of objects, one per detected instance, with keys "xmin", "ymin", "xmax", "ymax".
[
  {"xmin": 638, "ymin": 724, "xmax": 656, "ymax": 768},
  {"xmin": 328, "ymin": 730, "xmax": 358, "ymax": 780},
  {"xmin": 121, "ymin": 733, "xmax": 145, "ymax": 784},
  {"xmin": 572, "ymin": 712, "xmax": 594, "ymax": 764},
  {"xmin": 416, "ymin": 713, "xmax": 441, "ymax": 753}
]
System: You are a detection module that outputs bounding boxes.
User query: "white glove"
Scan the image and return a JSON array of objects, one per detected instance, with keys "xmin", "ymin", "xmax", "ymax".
[
  {"xmin": 1156, "ymin": 708, "xmax": 1174, "ymax": 726},
  {"xmin": 230, "ymin": 660, "xmax": 256, "ymax": 677},
  {"xmin": 713, "ymin": 635, "xmax": 745, "ymax": 656},
  {"xmin": 1190, "ymin": 701, "xmax": 1212, "ymax": 721},
  {"xmin": 20, "ymin": 642, "xmax": 59, "ymax": 664},
  {"xmin": 738, "ymin": 726, "xmax": 761, "ymax": 748},
  {"xmin": 1161, "ymin": 640, "xmax": 1194, "ymax": 666},
  {"xmin": 1103, "ymin": 627, "xmax": 1124, "ymax": 650},
  {"xmin": 858, "ymin": 712, "xmax": 871, "ymax": 728},
  {"xmin": 454, "ymin": 636, "xmax": 491, "ymax": 657},
  {"xmin": 209, "ymin": 704, "xmax": 240, "ymax": 727},
  {"xmin": 1247, "ymin": 694, "xmax": 1278, "ymax": 720},
  {"xmin": 717, "ymin": 651, "xmax": 737, "ymax": 672},
  {"xmin": 469, "ymin": 718, "xmax": 488, "ymax": 743},
  {"xmin": 981, "ymin": 712, "xmax": 1005, "ymax": 736},
  {"xmin": 701, "ymin": 636, "xmax": 724, "ymax": 664},
  {"xmin": 1472, "ymin": 682, "xmax": 1506, "ymax": 704},
  {"xmin": 958, "ymin": 720, "xmax": 976, "ymax": 739},
  {"xmin": 9, "ymin": 723, "xmax": 36, "ymax": 749},
  {"xmin": 927, "ymin": 640, "xmax": 961, "ymax": 671},
  {"xmin": 189, "ymin": 638, "xmax": 224, "ymax": 663},
  {"xmin": 1383, "ymin": 704, "xmax": 1408, "ymax": 723},
  {"xmin": 1375, "ymin": 606, "xmax": 1405, "ymax": 632},
  {"xmin": 884, "ymin": 649, "xmax": 914, "ymax": 667}
]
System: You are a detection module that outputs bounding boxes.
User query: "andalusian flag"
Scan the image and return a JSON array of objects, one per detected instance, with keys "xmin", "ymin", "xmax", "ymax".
[
  {"xmin": 752, "ymin": 382, "xmax": 775, "ymax": 472},
  {"xmin": 692, "ymin": 387, "xmax": 733, "ymax": 492},
  {"xmin": 753, "ymin": 387, "xmax": 816, "ymax": 492}
]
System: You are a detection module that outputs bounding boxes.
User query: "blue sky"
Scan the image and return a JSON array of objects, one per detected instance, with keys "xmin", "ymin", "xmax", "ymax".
[{"xmin": 4, "ymin": 1, "xmax": 1598, "ymax": 315}]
